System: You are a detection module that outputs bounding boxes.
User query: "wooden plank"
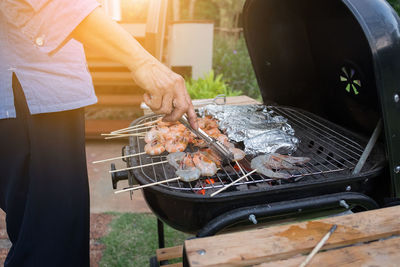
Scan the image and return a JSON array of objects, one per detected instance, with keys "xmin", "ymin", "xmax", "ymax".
[
  {"xmin": 185, "ymin": 206, "xmax": 400, "ymax": 267},
  {"xmin": 157, "ymin": 245, "xmax": 183, "ymax": 261},
  {"xmin": 163, "ymin": 263, "xmax": 182, "ymax": 267},
  {"xmin": 162, "ymin": 264, "xmax": 182, "ymax": 267},
  {"xmin": 96, "ymin": 94, "xmax": 143, "ymax": 107},
  {"xmin": 256, "ymin": 236, "xmax": 400, "ymax": 267}
]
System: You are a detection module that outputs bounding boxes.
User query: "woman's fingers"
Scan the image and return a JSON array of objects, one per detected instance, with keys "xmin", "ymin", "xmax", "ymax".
[
  {"xmin": 156, "ymin": 92, "xmax": 174, "ymax": 115},
  {"xmin": 163, "ymin": 95, "xmax": 187, "ymax": 122},
  {"xmin": 143, "ymin": 92, "xmax": 162, "ymax": 110},
  {"xmin": 186, "ymin": 100, "xmax": 198, "ymax": 129},
  {"xmin": 183, "ymin": 88, "xmax": 198, "ymax": 129}
]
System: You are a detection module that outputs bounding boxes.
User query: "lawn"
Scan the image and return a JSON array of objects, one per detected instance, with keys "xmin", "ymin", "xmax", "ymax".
[{"xmin": 99, "ymin": 213, "xmax": 190, "ymax": 267}]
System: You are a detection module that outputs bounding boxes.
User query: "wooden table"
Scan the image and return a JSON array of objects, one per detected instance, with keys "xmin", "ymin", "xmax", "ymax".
[{"xmin": 184, "ymin": 206, "xmax": 400, "ymax": 267}]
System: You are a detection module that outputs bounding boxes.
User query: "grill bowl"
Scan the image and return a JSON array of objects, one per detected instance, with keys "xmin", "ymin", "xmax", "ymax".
[{"xmin": 126, "ymin": 106, "xmax": 385, "ymax": 233}]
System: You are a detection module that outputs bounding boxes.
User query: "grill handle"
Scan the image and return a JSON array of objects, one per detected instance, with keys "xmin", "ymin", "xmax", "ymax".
[
  {"xmin": 196, "ymin": 192, "xmax": 379, "ymax": 238},
  {"xmin": 111, "ymin": 163, "xmax": 129, "ymax": 189}
]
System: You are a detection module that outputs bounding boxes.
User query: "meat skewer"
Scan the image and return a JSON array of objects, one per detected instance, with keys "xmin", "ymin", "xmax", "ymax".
[
  {"xmin": 210, "ymin": 153, "xmax": 310, "ymax": 197},
  {"xmin": 251, "ymin": 153, "xmax": 311, "ymax": 179},
  {"xmin": 111, "ymin": 116, "xmax": 246, "ymax": 180},
  {"xmin": 114, "ymin": 151, "xmax": 213, "ymax": 194},
  {"xmin": 115, "ymin": 150, "xmax": 223, "ymax": 194},
  {"xmin": 167, "ymin": 152, "xmax": 202, "ymax": 181}
]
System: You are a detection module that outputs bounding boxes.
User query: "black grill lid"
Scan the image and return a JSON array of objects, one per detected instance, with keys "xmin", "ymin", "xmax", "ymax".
[{"xmin": 243, "ymin": 0, "xmax": 400, "ymax": 197}]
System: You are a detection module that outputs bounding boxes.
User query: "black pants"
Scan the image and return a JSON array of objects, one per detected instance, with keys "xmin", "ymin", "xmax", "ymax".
[{"xmin": 0, "ymin": 75, "xmax": 89, "ymax": 266}]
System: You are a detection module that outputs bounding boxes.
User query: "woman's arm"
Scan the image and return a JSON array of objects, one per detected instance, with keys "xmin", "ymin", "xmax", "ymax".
[{"xmin": 71, "ymin": 7, "xmax": 198, "ymax": 128}]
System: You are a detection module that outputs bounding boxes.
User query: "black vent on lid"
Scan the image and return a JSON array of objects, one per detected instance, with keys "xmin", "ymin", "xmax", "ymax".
[{"xmin": 242, "ymin": 0, "xmax": 380, "ymax": 135}]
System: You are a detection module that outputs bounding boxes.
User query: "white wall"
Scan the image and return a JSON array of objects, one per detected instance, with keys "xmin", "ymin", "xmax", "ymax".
[{"xmin": 168, "ymin": 22, "xmax": 214, "ymax": 79}]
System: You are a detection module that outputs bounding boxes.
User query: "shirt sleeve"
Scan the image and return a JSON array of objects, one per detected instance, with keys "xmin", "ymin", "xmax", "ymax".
[{"xmin": 0, "ymin": 0, "xmax": 100, "ymax": 54}]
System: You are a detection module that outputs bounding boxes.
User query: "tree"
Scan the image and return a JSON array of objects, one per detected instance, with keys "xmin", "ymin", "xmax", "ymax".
[{"xmin": 211, "ymin": 0, "xmax": 245, "ymax": 28}]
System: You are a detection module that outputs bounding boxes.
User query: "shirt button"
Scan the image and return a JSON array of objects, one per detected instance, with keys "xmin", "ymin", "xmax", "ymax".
[{"xmin": 35, "ymin": 36, "xmax": 44, "ymax": 46}]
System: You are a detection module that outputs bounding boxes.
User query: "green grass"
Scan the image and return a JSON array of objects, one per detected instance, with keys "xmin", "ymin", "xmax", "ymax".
[{"xmin": 99, "ymin": 213, "xmax": 190, "ymax": 267}]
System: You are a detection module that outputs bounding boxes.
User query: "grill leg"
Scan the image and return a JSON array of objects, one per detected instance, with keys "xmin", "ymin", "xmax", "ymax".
[
  {"xmin": 157, "ymin": 219, "xmax": 169, "ymax": 266},
  {"xmin": 157, "ymin": 218, "xmax": 165, "ymax": 249}
]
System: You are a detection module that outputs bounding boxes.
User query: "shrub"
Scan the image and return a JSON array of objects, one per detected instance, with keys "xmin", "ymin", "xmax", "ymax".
[
  {"xmin": 213, "ymin": 35, "xmax": 261, "ymax": 100},
  {"xmin": 186, "ymin": 70, "xmax": 242, "ymax": 99}
]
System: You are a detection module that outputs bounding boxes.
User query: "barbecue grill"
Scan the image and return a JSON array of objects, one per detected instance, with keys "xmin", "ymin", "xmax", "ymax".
[{"xmin": 110, "ymin": 0, "xmax": 400, "ymax": 243}]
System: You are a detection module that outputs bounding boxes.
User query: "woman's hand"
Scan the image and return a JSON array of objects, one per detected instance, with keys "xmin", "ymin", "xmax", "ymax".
[{"xmin": 132, "ymin": 60, "xmax": 198, "ymax": 129}]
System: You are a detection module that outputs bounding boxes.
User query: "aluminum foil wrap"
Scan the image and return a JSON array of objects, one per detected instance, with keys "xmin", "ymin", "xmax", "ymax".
[{"xmin": 199, "ymin": 105, "xmax": 299, "ymax": 155}]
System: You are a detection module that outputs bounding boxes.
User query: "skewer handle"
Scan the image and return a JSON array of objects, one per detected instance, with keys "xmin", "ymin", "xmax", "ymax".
[
  {"xmin": 299, "ymin": 224, "xmax": 337, "ymax": 267},
  {"xmin": 111, "ymin": 118, "xmax": 161, "ymax": 134},
  {"xmin": 104, "ymin": 133, "xmax": 146, "ymax": 140},
  {"xmin": 110, "ymin": 160, "xmax": 168, "ymax": 173},
  {"xmin": 210, "ymin": 169, "xmax": 258, "ymax": 197},
  {"xmin": 92, "ymin": 152, "xmax": 146, "ymax": 164},
  {"xmin": 114, "ymin": 177, "xmax": 181, "ymax": 194},
  {"xmin": 235, "ymin": 161, "xmax": 248, "ymax": 181},
  {"xmin": 109, "ymin": 125, "xmax": 154, "ymax": 134}
]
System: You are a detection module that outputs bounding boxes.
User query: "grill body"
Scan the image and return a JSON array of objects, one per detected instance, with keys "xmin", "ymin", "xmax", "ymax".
[
  {"xmin": 112, "ymin": 0, "xmax": 400, "ymax": 235},
  {"xmin": 127, "ymin": 108, "xmax": 384, "ymax": 233}
]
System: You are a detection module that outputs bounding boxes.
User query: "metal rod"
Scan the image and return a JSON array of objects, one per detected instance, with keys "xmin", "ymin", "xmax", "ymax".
[
  {"xmin": 275, "ymin": 107, "xmax": 364, "ymax": 153},
  {"xmin": 210, "ymin": 169, "xmax": 258, "ymax": 197},
  {"xmin": 114, "ymin": 177, "xmax": 181, "ymax": 193},
  {"xmin": 299, "ymin": 224, "xmax": 338, "ymax": 267},
  {"xmin": 275, "ymin": 108, "xmax": 363, "ymax": 159},
  {"xmin": 111, "ymin": 118, "xmax": 161, "ymax": 134},
  {"xmin": 352, "ymin": 119, "xmax": 382, "ymax": 175},
  {"xmin": 110, "ymin": 160, "xmax": 168, "ymax": 173},
  {"xmin": 104, "ymin": 133, "xmax": 146, "ymax": 140},
  {"xmin": 92, "ymin": 152, "xmax": 146, "ymax": 164},
  {"xmin": 109, "ymin": 125, "xmax": 154, "ymax": 134}
]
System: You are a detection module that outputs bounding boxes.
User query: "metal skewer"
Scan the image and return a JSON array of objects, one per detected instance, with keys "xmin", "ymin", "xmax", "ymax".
[
  {"xmin": 299, "ymin": 224, "xmax": 338, "ymax": 267},
  {"xmin": 210, "ymin": 169, "xmax": 258, "ymax": 197},
  {"xmin": 92, "ymin": 152, "xmax": 147, "ymax": 164},
  {"xmin": 103, "ymin": 133, "xmax": 146, "ymax": 140},
  {"xmin": 352, "ymin": 119, "xmax": 382, "ymax": 175},
  {"xmin": 114, "ymin": 177, "xmax": 181, "ymax": 194},
  {"xmin": 107, "ymin": 125, "xmax": 155, "ymax": 134},
  {"xmin": 111, "ymin": 118, "xmax": 161, "ymax": 134},
  {"xmin": 235, "ymin": 161, "xmax": 249, "ymax": 181}
]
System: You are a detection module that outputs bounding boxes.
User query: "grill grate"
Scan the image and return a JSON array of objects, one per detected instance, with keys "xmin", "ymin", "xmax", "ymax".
[{"xmin": 128, "ymin": 106, "xmax": 375, "ymax": 194}]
